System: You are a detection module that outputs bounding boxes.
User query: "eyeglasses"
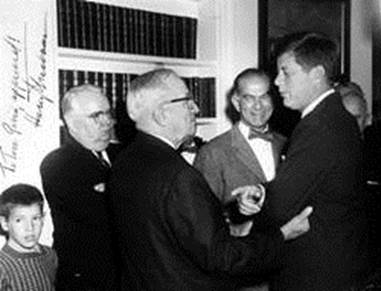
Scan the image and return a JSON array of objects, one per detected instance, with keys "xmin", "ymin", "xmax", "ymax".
[
  {"xmin": 87, "ymin": 110, "xmax": 115, "ymax": 124},
  {"xmin": 167, "ymin": 95, "xmax": 198, "ymax": 110}
]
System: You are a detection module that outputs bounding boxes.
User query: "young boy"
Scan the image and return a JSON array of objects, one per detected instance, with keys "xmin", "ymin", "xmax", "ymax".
[{"xmin": 0, "ymin": 183, "xmax": 57, "ymax": 290}]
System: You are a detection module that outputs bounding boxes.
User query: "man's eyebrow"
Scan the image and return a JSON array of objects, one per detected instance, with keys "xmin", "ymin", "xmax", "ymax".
[{"xmin": 242, "ymin": 92, "xmax": 270, "ymax": 98}]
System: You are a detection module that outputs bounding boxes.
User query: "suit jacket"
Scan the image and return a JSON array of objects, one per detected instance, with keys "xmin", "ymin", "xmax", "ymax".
[
  {"xmin": 259, "ymin": 93, "xmax": 370, "ymax": 291},
  {"xmin": 108, "ymin": 131, "xmax": 285, "ymax": 291},
  {"xmin": 194, "ymin": 125, "xmax": 286, "ymax": 204},
  {"xmin": 40, "ymin": 136, "xmax": 121, "ymax": 290}
]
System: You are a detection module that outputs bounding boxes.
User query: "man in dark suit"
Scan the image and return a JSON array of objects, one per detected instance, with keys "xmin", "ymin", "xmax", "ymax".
[
  {"xmin": 40, "ymin": 84, "xmax": 120, "ymax": 291},
  {"xmin": 108, "ymin": 68, "xmax": 313, "ymax": 291},
  {"xmin": 238, "ymin": 32, "xmax": 370, "ymax": 291}
]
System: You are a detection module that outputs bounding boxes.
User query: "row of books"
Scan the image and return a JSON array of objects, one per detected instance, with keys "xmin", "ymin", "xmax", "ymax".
[
  {"xmin": 57, "ymin": 0, "xmax": 198, "ymax": 58},
  {"xmin": 58, "ymin": 69, "xmax": 216, "ymax": 119}
]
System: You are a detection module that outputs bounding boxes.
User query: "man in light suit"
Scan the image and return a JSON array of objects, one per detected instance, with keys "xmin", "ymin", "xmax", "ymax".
[
  {"xmin": 108, "ymin": 68, "xmax": 313, "ymax": 291},
  {"xmin": 194, "ymin": 68, "xmax": 286, "ymax": 290},
  {"xmin": 194, "ymin": 68, "xmax": 285, "ymax": 212},
  {"xmin": 40, "ymin": 84, "xmax": 120, "ymax": 291},
  {"xmin": 238, "ymin": 32, "xmax": 370, "ymax": 291}
]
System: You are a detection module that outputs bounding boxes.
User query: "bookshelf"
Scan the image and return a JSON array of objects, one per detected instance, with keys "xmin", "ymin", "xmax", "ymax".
[{"xmin": 55, "ymin": 0, "xmax": 220, "ymax": 142}]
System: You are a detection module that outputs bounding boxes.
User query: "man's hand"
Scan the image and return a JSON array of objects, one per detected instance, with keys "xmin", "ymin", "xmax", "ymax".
[
  {"xmin": 231, "ymin": 185, "xmax": 265, "ymax": 215},
  {"xmin": 280, "ymin": 206, "xmax": 313, "ymax": 240}
]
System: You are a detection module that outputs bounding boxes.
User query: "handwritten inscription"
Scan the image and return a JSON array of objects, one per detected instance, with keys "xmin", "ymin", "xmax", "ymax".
[{"xmin": 0, "ymin": 15, "xmax": 53, "ymax": 179}]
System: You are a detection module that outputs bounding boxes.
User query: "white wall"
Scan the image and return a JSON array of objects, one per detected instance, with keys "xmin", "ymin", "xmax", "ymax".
[
  {"xmin": 0, "ymin": 0, "xmax": 57, "ymax": 247},
  {"xmin": 350, "ymin": 0, "xmax": 373, "ymax": 117}
]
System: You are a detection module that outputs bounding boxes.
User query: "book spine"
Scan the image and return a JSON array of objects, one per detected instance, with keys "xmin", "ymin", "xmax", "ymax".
[
  {"xmin": 190, "ymin": 18, "xmax": 197, "ymax": 59},
  {"xmin": 128, "ymin": 8, "xmax": 135, "ymax": 54},
  {"xmin": 139, "ymin": 10, "xmax": 146, "ymax": 55},
  {"xmin": 133, "ymin": 9, "xmax": 140, "ymax": 54},
  {"xmin": 72, "ymin": 0, "xmax": 79, "ymax": 48},
  {"xmin": 65, "ymin": 0, "xmax": 72, "ymax": 48},
  {"xmin": 77, "ymin": 70, "xmax": 85, "ymax": 86},
  {"xmin": 109, "ymin": 5, "xmax": 115, "ymax": 53},
  {"xmin": 56, "ymin": 0, "xmax": 65, "ymax": 47},
  {"xmin": 150, "ymin": 12, "xmax": 157, "ymax": 56},
  {"xmin": 78, "ymin": 0, "xmax": 87, "ymax": 49},
  {"xmin": 95, "ymin": 3, "xmax": 102, "ymax": 51},
  {"xmin": 102, "ymin": 4, "xmax": 109, "ymax": 52},
  {"xmin": 88, "ymin": 71, "xmax": 96, "ymax": 85},
  {"xmin": 122, "ymin": 7, "xmax": 128, "ymax": 53},
  {"xmin": 145, "ymin": 10, "xmax": 152, "ymax": 56},
  {"xmin": 114, "ymin": 6, "xmax": 121, "ymax": 53}
]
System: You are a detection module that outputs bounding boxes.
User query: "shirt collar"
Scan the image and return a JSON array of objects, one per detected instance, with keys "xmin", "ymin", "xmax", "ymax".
[
  {"xmin": 301, "ymin": 88, "xmax": 334, "ymax": 118},
  {"xmin": 238, "ymin": 121, "xmax": 269, "ymax": 139}
]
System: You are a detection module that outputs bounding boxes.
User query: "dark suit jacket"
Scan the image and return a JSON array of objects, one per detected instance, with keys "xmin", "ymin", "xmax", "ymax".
[
  {"xmin": 40, "ymin": 136, "xmax": 121, "ymax": 290},
  {"xmin": 194, "ymin": 125, "xmax": 286, "ymax": 204},
  {"xmin": 259, "ymin": 93, "xmax": 370, "ymax": 291},
  {"xmin": 108, "ymin": 131, "xmax": 285, "ymax": 291}
]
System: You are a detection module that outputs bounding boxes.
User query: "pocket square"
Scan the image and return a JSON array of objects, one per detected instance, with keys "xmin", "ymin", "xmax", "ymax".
[{"xmin": 93, "ymin": 183, "xmax": 106, "ymax": 193}]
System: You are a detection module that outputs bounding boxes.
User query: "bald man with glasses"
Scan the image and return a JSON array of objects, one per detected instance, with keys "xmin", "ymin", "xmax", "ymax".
[
  {"xmin": 40, "ymin": 84, "xmax": 121, "ymax": 291},
  {"xmin": 108, "ymin": 68, "xmax": 312, "ymax": 291}
]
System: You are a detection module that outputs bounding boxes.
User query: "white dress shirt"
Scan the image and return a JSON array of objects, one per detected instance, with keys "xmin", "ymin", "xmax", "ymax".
[{"xmin": 238, "ymin": 122, "xmax": 275, "ymax": 181}]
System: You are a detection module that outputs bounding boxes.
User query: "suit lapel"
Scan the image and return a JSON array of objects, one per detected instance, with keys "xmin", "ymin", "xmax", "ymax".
[
  {"xmin": 271, "ymin": 135, "xmax": 283, "ymax": 167},
  {"xmin": 230, "ymin": 126, "xmax": 267, "ymax": 181}
]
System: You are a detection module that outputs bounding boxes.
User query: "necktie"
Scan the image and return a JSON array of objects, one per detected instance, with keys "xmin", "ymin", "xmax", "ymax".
[
  {"xmin": 248, "ymin": 128, "xmax": 274, "ymax": 142},
  {"xmin": 96, "ymin": 151, "xmax": 110, "ymax": 168}
]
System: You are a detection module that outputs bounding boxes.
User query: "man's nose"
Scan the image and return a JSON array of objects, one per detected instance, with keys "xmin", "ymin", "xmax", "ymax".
[
  {"xmin": 252, "ymin": 99, "xmax": 263, "ymax": 110},
  {"xmin": 274, "ymin": 73, "xmax": 282, "ymax": 86},
  {"xmin": 190, "ymin": 100, "xmax": 200, "ymax": 114},
  {"xmin": 24, "ymin": 220, "xmax": 34, "ymax": 232}
]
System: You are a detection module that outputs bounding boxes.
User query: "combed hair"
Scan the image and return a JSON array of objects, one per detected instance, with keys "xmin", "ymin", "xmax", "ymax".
[
  {"xmin": 61, "ymin": 84, "xmax": 103, "ymax": 117},
  {"xmin": 277, "ymin": 32, "xmax": 339, "ymax": 81},
  {"xmin": 231, "ymin": 68, "xmax": 270, "ymax": 95},
  {"xmin": 127, "ymin": 68, "xmax": 179, "ymax": 123},
  {"xmin": 0, "ymin": 183, "xmax": 44, "ymax": 220}
]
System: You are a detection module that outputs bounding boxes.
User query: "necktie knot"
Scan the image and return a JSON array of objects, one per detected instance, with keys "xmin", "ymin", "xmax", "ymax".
[
  {"xmin": 248, "ymin": 128, "xmax": 274, "ymax": 142},
  {"xmin": 96, "ymin": 151, "xmax": 110, "ymax": 168}
]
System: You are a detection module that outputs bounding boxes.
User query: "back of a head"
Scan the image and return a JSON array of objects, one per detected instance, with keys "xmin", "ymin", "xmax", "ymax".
[
  {"xmin": 276, "ymin": 32, "xmax": 339, "ymax": 82},
  {"xmin": 337, "ymin": 81, "xmax": 364, "ymax": 100},
  {"xmin": 127, "ymin": 68, "xmax": 180, "ymax": 128},
  {"xmin": 337, "ymin": 81, "xmax": 368, "ymax": 133}
]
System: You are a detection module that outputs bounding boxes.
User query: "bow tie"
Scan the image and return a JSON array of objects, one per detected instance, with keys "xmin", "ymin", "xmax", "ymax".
[{"xmin": 248, "ymin": 128, "xmax": 274, "ymax": 142}]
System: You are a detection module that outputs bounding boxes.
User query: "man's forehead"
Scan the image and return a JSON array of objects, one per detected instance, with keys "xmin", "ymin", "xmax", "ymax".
[
  {"xmin": 241, "ymin": 75, "xmax": 269, "ymax": 86},
  {"xmin": 278, "ymin": 52, "xmax": 297, "ymax": 66},
  {"xmin": 162, "ymin": 75, "xmax": 188, "ymax": 98},
  {"xmin": 72, "ymin": 91, "xmax": 109, "ymax": 113}
]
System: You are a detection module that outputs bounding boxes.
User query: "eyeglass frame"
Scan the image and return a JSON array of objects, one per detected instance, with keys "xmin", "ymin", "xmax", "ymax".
[
  {"xmin": 87, "ymin": 109, "xmax": 115, "ymax": 125},
  {"xmin": 166, "ymin": 94, "xmax": 198, "ymax": 110}
]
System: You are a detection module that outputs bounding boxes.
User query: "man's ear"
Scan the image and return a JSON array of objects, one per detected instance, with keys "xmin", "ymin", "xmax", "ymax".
[
  {"xmin": 0, "ymin": 216, "xmax": 9, "ymax": 232},
  {"xmin": 311, "ymin": 65, "xmax": 326, "ymax": 82},
  {"xmin": 231, "ymin": 94, "xmax": 241, "ymax": 113},
  {"xmin": 152, "ymin": 105, "xmax": 168, "ymax": 126}
]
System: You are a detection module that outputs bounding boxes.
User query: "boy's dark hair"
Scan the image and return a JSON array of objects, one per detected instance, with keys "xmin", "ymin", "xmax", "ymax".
[{"xmin": 0, "ymin": 183, "xmax": 44, "ymax": 220}]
